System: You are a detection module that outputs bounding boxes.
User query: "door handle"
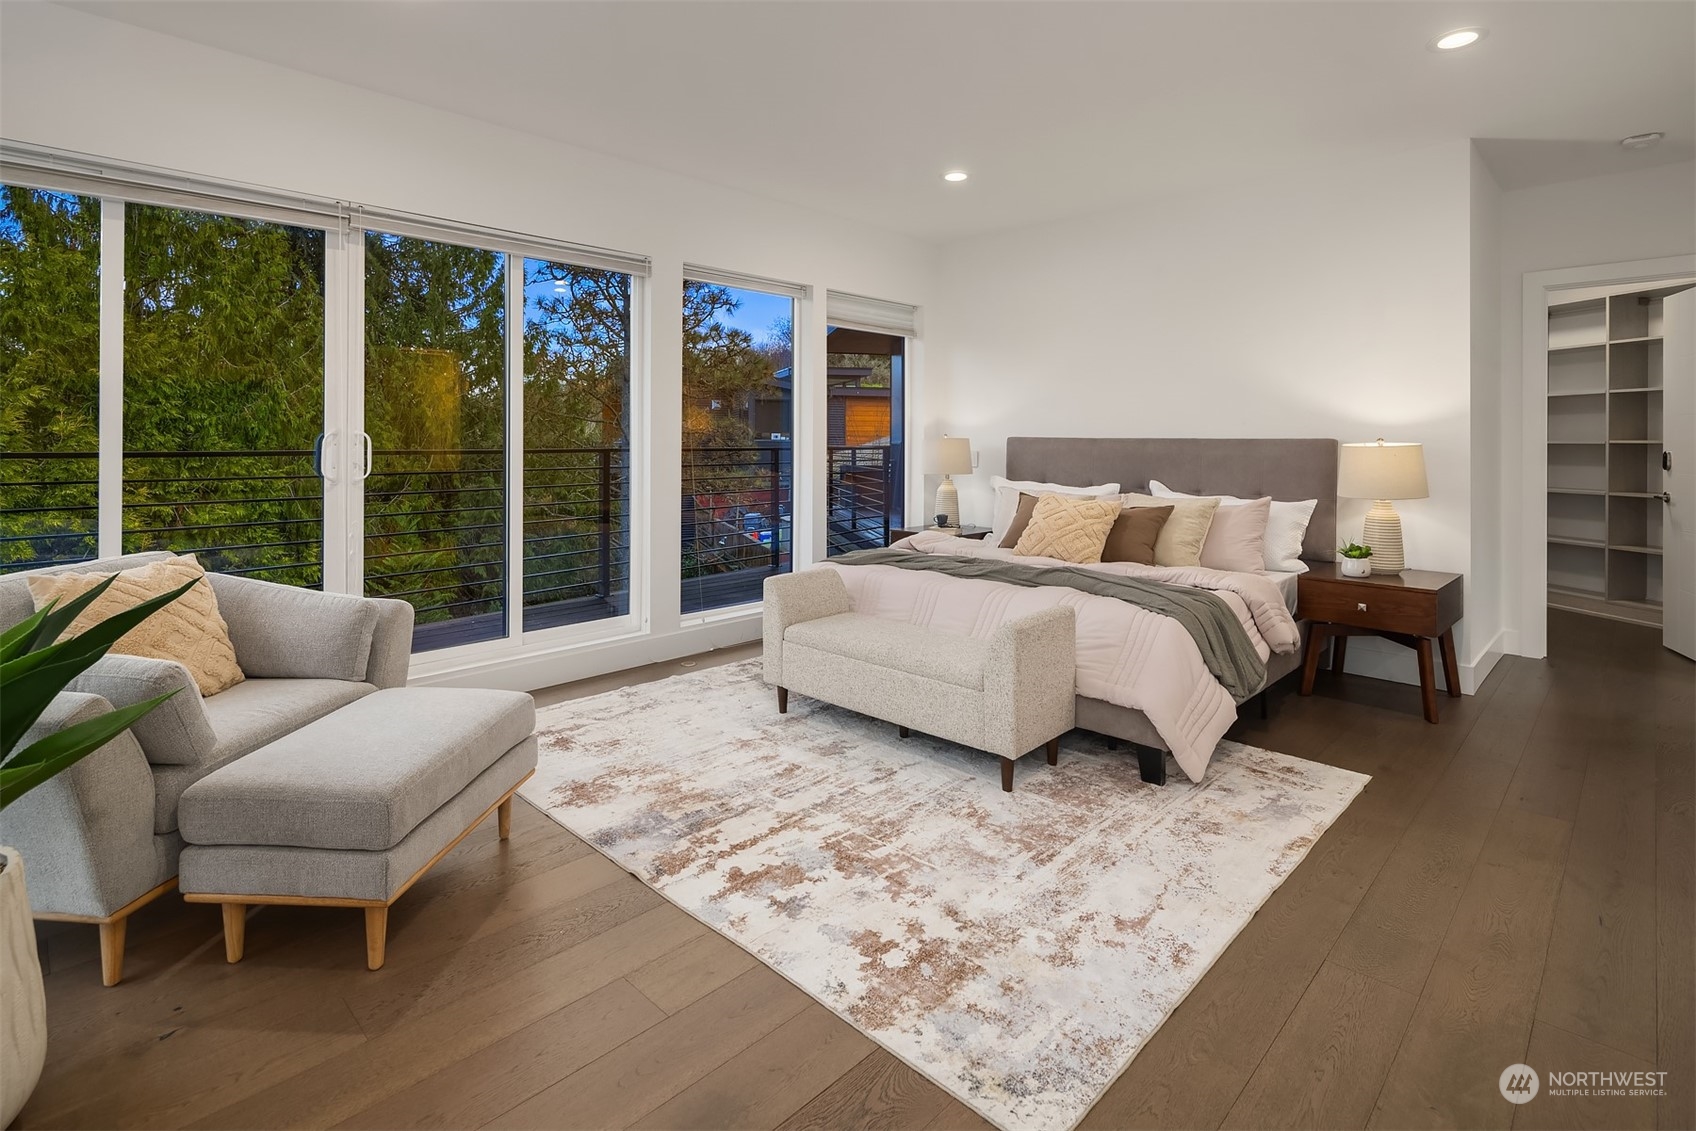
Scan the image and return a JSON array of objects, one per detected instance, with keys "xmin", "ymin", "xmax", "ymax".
[{"xmin": 360, "ymin": 432, "xmax": 374, "ymax": 481}]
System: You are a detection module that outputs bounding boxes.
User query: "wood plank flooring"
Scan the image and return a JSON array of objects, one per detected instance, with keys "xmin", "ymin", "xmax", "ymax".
[{"xmin": 16, "ymin": 612, "xmax": 1692, "ymax": 1130}]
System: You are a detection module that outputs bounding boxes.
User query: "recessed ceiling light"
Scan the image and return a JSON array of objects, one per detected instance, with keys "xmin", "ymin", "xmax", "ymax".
[
  {"xmin": 1620, "ymin": 132, "xmax": 1665, "ymax": 150},
  {"xmin": 1431, "ymin": 27, "xmax": 1485, "ymax": 50},
  {"xmin": 943, "ymin": 170, "xmax": 969, "ymax": 183}
]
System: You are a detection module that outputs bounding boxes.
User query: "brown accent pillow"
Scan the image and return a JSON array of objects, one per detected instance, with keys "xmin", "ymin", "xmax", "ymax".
[
  {"xmin": 1200, "ymin": 497, "xmax": 1273, "ymax": 572},
  {"xmin": 1101, "ymin": 505, "xmax": 1172, "ymax": 565},
  {"xmin": 27, "ymin": 555, "xmax": 245, "ymax": 696},
  {"xmin": 998, "ymin": 492, "xmax": 1042, "ymax": 548},
  {"xmin": 1012, "ymin": 494, "xmax": 1122, "ymax": 564},
  {"xmin": 1120, "ymin": 493, "xmax": 1220, "ymax": 567}
]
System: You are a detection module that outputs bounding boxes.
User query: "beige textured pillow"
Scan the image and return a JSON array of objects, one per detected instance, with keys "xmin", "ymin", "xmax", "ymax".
[
  {"xmin": 1200, "ymin": 496, "xmax": 1272, "ymax": 572},
  {"xmin": 1012, "ymin": 494, "xmax": 1121, "ymax": 564},
  {"xmin": 1121, "ymin": 493, "xmax": 1220, "ymax": 567},
  {"xmin": 27, "ymin": 555, "xmax": 245, "ymax": 696}
]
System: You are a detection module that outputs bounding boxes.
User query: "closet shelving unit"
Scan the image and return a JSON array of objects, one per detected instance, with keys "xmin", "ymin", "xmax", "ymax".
[{"xmin": 1546, "ymin": 285, "xmax": 1682, "ymax": 627}]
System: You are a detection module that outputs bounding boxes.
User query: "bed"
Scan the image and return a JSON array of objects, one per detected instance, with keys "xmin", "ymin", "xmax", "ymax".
[{"xmin": 824, "ymin": 436, "xmax": 1338, "ymax": 783}]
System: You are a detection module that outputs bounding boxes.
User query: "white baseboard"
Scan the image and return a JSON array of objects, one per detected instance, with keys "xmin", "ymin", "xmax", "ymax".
[
  {"xmin": 1335, "ymin": 629, "xmax": 1504, "ymax": 696},
  {"xmin": 407, "ymin": 613, "xmax": 763, "ymax": 692}
]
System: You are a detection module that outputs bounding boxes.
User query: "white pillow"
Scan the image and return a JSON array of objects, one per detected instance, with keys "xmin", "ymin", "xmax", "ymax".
[
  {"xmin": 1148, "ymin": 480, "xmax": 1318, "ymax": 573},
  {"xmin": 989, "ymin": 476, "xmax": 1122, "ymax": 540}
]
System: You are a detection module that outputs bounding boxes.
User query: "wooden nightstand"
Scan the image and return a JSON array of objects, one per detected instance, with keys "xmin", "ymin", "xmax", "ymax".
[
  {"xmin": 1297, "ymin": 563, "xmax": 1464, "ymax": 723},
  {"xmin": 889, "ymin": 525, "xmax": 992, "ymax": 544}
]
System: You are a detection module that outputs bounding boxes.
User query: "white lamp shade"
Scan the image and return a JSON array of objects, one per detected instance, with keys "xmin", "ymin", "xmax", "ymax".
[
  {"xmin": 929, "ymin": 436, "xmax": 973, "ymax": 476},
  {"xmin": 1338, "ymin": 440, "xmax": 1428, "ymax": 500}
]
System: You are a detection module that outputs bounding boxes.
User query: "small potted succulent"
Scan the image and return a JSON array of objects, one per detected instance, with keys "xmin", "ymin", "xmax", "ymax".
[{"xmin": 1338, "ymin": 541, "xmax": 1374, "ymax": 577}]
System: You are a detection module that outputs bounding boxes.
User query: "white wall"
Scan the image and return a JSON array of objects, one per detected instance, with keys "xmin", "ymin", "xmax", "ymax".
[
  {"xmin": 1497, "ymin": 160, "xmax": 1696, "ymax": 655},
  {"xmin": 928, "ymin": 141, "xmax": 1481, "ymax": 687},
  {"xmin": 0, "ymin": 2, "xmax": 939, "ymax": 690},
  {"xmin": 1469, "ymin": 146, "xmax": 1505, "ymax": 685}
]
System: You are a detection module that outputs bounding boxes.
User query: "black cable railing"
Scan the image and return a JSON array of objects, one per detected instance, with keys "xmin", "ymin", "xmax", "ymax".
[{"xmin": 2, "ymin": 441, "xmax": 903, "ymax": 644}]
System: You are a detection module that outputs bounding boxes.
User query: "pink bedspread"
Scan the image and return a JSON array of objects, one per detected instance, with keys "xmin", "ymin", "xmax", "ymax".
[{"xmin": 820, "ymin": 531, "xmax": 1299, "ymax": 781}]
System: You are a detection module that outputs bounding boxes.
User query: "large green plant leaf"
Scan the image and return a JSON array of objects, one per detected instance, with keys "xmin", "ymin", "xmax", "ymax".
[
  {"xmin": 0, "ymin": 693, "xmax": 176, "ymax": 808},
  {"xmin": 0, "ymin": 577, "xmax": 197, "ymax": 759},
  {"xmin": 0, "ymin": 574, "xmax": 119, "ymax": 664}
]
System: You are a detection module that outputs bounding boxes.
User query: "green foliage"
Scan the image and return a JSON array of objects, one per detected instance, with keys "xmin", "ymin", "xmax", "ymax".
[
  {"xmin": 1339, "ymin": 541, "xmax": 1373, "ymax": 559},
  {"xmin": 2, "ymin": 185, "xmax": 799, "ymax": 628},
  {"xmin": 0, "ymin": 575, "xmax": 192, "ymax": 809}
]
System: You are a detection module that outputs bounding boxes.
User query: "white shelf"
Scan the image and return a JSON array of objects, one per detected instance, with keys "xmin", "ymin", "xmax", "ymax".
[{"xmin": 1544, "ymin": 279, "xmax": 1688, "ymax": 627}]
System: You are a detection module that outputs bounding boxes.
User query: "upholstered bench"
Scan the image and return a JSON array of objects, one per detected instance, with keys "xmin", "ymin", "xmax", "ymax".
[
  {"xmin": 762, "ymin": 570, "xmax": 1077, "ymax": 791},
  {"xmin": 176, "ymin": 687, "xmax": 537, "ymax": 969}
]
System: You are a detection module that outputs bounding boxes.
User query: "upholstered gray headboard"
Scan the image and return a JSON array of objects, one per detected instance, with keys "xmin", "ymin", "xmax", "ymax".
[{"xmin": 1005, "ymin": 437, "xmax": 1339, "ymax": 563}]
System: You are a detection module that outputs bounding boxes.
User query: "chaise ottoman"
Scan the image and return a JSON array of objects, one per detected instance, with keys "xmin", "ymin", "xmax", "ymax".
[{"xmin": 176, "ymin": 687, "xmax": 537, "ymax": 970}]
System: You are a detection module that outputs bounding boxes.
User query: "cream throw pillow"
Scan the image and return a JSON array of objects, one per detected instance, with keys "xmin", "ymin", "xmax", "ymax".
[
  {"xmin": 1012, "ymin": 494, "xmax": 1121, "ymax": 564},
  {"xmin": 27, "ymin": 555, "xmax": 245, "ymax": 696},
  {"xmin": 1120, "ymin": 493, "xmax": 1220, "ymax": 567}
]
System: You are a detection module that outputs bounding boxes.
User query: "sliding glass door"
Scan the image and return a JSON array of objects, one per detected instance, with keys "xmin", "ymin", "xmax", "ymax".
[
  {"xmin": 122, "ymin": 203, "xmax": 327, "ymax": 586},
  {"xmin": 0, "ymin": 186, "xmax": 101, "ymax": 571},
  {"xmin": 363, "ymin": 232, "xmax": 508, "ymax": 650}
]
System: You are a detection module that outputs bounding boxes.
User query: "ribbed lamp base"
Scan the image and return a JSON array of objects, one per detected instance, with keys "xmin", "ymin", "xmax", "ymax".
[
  {"xmin": 934, "ymin": 477, "xmax": 960, "ymax": 528},
  {"xmin": 1363, "ymin": 501, "xmax": 1405, "ymax": 574}
]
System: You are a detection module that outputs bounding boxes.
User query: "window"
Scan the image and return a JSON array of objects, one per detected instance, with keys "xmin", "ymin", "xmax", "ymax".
[
  {"xmin": 522, "ymin": 261, "xmax": 633, "ymax": 630},
  {"xmin": 122, "ymin": 203, "xmax": 326, "ymax": 587},
  {"xmin": 0, "ymin": 187, "xmax": 100, "ymax": 572},
  {"xmin": 824, "ymin": 326, "xmax": 906, "ymax": 554},
  {"xmin": 363, "ymin": 233, "xmax": 507, "ymax": 650},
  {"xmin": 680, "ymin": 278, "xmax": 794, "ymax": 613}
]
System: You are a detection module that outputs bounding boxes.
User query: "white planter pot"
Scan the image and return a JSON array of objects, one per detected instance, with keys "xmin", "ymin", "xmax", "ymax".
[
  {"xmin": 1340, "ymin": 557, "xmax": 1373, "ymax": 577},
  {"xmin": 1, "ymin": 847, "xmax": 46, "ymax": 1127}
]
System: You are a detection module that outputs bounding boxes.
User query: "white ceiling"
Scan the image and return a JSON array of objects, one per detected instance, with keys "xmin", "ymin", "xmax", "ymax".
[{"xmin": 60, "ymin": 0, "xmax": 1696, "ymax": 242}]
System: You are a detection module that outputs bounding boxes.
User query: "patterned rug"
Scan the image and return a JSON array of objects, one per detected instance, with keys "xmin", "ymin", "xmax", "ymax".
[{"xmin": 523, "ymin": 660, "xmax": 1367, "ymax": 1131}]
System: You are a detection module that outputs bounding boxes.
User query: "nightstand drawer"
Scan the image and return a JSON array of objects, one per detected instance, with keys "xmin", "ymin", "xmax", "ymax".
[{"xmin": 1297, "ymin": 579, "xmax": 1447, "ymax": 635}]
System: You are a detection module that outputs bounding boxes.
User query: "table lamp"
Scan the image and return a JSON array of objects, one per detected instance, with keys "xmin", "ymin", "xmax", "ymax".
[
  {"xmin": 930, "ymin": 436, "xmax": 973, "ymax": 528},
  {"xmin": 1338, "ymin": 439, "xmax": 1428, "ymax": 574}
]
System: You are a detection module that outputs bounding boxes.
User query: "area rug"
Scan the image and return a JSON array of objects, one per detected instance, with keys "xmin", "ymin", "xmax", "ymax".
[{"xmin": 522, "ymin": 660, "xmax": 1367, "ymax": 1131}]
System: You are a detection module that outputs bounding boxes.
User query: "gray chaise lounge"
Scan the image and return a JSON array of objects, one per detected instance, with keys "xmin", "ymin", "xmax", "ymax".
[{"xmin": 0, "ymin": 552, "xmax": 412, "ymax": 984}]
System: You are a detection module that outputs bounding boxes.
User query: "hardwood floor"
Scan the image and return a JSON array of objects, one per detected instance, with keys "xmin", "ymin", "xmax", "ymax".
[{"xmin": 16, "ymin": 612, "xmax": 1692, "ymax": 1131}]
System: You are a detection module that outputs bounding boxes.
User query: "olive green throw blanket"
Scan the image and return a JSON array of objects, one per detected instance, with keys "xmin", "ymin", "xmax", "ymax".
[{"xmin": 829, "ymin": 550, "xmax": 1268, "ymax": 702}]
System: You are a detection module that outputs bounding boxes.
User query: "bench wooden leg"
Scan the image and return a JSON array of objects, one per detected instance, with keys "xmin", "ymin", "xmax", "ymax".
[
  {"xmin": 221, "ymin": 903, "xmax": 246, "ymax": 964},
  {"xmin": 497, "ymin": 796, "xmax": 513, "ymax": 840},
  {"xmin": 1000, "ymin": 757, "xmax": 1015, "ymax": 792},
  {"xmin": 1134, "ymin": 744, "xmax": 1167, "ymax": 786},
  {"xmin": 898, "ymin": 725, "xmax": 910, "ymax": 739},
  {"xmin": 777, "ymin": 687, "xmax": 788, "ymax": 714},
  {"xmin": 1045, "ymin": 738, "xmax": 1059, "ymax": 766},
  {"xmin": 365, "ymin": 906, "xmax": 388, "ymax": 971},
  {"xmin": 98, "ymin": 918, "xmax": 127, "ymax": 987}
]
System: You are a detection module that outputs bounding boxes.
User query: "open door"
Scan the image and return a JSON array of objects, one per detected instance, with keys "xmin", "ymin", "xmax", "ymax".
[{"xmin": 1664, "ymin": 287, "xmax": 1696, "ymax": 660}]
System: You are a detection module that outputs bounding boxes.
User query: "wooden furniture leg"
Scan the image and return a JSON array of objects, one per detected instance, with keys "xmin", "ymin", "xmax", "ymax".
[
  {"xmin": 33, "ymin": 875, "xmax": 179, "ymax": 987},
  {"xmin": 1416, "ymin": 637, "xmax": 1439, "ymax": 723},
  {"xmin": 1300, "ymin": 624, "xmax": 1329, "ymax": 695},
  {"xmin": 777, "ymin": 687, "xmax": 788, "ymax": 714},
  {"xmin": 221, "ymin": 903, "xmax": 246, "ymax": 963},
  {"xmin": 898, "ymin": 725, "xmax": 910, "ymax": 738},
  {"xmin": 364, "ymin": 906, "xmax": 388, "ymax": 971},
  {"xmin": 1439, "ymin": 628, "xmax": 1460, "ymax": 697},
  {"xmin": 97, "ymin": 919, "xmax": 126, "ymax": 988},
  {"xmin": 1000, "ymin": 757, "xmax": 1015, "ymax": 792},
  {"xmin": 1331, "ymin": 635, "xmax": 1348, "ymax": 674},
  {"xmin": 1045, "ymin": 737, "xmax": 1059, "ymax": 766},
  {"xmin": 497, "ymin": 796, "xmax": 513, "ymax": 840},
  {"xmin": 1134, "ymin": 744, "xmax": 1167, "ymax": 786}
]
